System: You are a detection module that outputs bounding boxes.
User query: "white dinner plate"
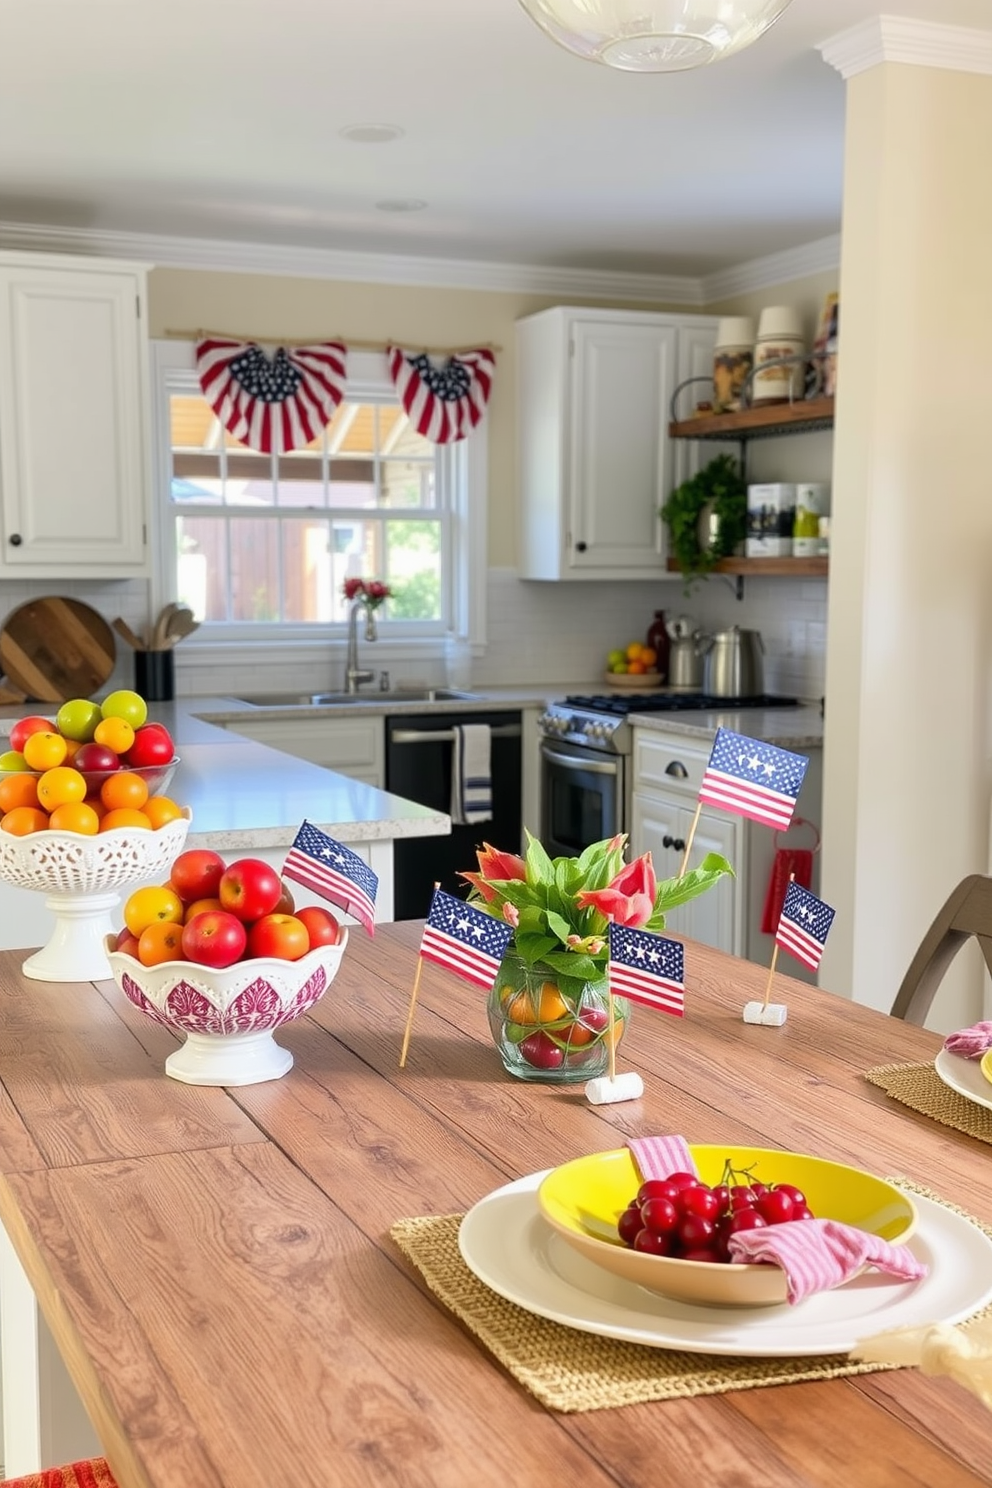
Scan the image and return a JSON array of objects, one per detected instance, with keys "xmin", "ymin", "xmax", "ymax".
[
  {"xmin": 934, "ymin": 1047, "xmax": 992, "ymax": 1113},
  {"xmin": 458, "ymin": 1171, "xmax": 992, "ymax": 1358}
]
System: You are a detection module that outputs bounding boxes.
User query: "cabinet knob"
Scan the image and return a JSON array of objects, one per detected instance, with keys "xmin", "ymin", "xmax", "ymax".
[
  {"xmin": 662, "ymin": 834, "xmax": 674, "ymax": 849},
  {"xmin": 575, "ymin": 541, "xmax": 587, "ymax": 552},
  {"xmin": 674, "ymin": 837, "xmax": 686, "ymax": 853},
  {"xmin": 8, "ymin": 533, "xmax": 21, "ymax": 547},
  {"xmin": 665, "ymin": 760, "xmax": 688, "ymax": 779}
]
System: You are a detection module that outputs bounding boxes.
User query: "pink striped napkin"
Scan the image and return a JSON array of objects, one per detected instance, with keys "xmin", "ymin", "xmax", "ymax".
[
  {"xmin": 943, "ymin": 1021, "xmax": 992, "ymax": 1059},
  {"xmin": 627, "ymin": 1134, "xmax": 927, "ymax": 1306},
  {"xmin": 726, "ymin": 1220, "xmax": 928, "ymax": 1304}
]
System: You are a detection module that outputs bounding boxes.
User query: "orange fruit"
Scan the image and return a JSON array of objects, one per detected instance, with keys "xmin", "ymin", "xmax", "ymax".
[
  {"xmin": 625, "ymin": 642, "xmax": 644, "ymax": 662},
  {"xmin": 100, "ymin": 771, "xmax": 150, "ymax": 811},
  {"xmin": 48, "ymin": 801, "xmax": 101, "ymax": 835},
  {"xmin": 94, "ymin": 716, "xmax": 135, "ymax": 754},
  {"xmin": 1, "ymin": 805, "xmax": 50, "ymax": 836},
  {"xmin": 84, "ymin": 794, "xmax": 108, "ymax": 821},
  {"xmin": 143, "ymin": 795, "xmax": 183, "ymax": 829},
  {"xmin": 0, "ymin": 774, "xmax": 40, "ymax": 813},
  {"xmin": 124, "ymin": 884, "xmax": 185, "ymax": 937},
  {"xmin": 36, "ymin": 766, "xmax": 87, "ymax": 811},
  {"xmin": 184, "ymin": 896, "xmax": 223, "ymax": 923},
  {"xmin": 100, "ymin": 807, "xmax": 152, "ymax": 832},
  {"xmin": 506, "ymin": 981, "xmax": 570, "ymax": 1026},
  {"xmin": 627, "ymin": 659, "xmax": 645, "ymax": 674},
  {"xmin": 22, "ymin": 731, "xmax": 68, "ymax": 770},
  {"xmin": 137, "ymin": 920, "xmax": 186, "ymax": 967},
  {"xmin": 640, "ymin": 646, "xmax": 657, "ymax": 667}
]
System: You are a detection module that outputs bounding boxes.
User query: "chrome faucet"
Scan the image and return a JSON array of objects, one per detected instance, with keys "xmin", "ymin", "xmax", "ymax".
[{"xmin": 345, "ymin": 599, "xmax": 377, "ymax": 693}]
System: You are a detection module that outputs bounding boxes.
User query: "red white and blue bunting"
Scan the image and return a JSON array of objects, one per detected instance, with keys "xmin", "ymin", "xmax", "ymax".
[
  {"xmin": 387, "ymin": 345, "xmax": 496, "ymax": 444},
  {"xmin": 195, "ymin": 337, "xmax": 348, "ymax": 454}
]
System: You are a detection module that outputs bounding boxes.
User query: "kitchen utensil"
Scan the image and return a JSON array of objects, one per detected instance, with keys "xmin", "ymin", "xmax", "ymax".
[
  {"xmin": 665, "ymin": 615, "xmax": 696, "ymax": 642},
  {"xmin": 667, "ymin": 631, "xmax": 710, "ymax": 691},
  {"xmin": 536, "ymin": 1145, "xmax": 917, "ymax": 1309},
  {"xmin": 113, "ymin": 616, "xmax": 149, "ymax": 651},
  {"xmin": 0, "ymin": 597, "xmax": 116, "ymax": 703},
  {"xmin": 458, "ymin": 1173, "xmax": 992, "ymax": 1357},
  {"xmin": 703, "ymin": 625, "xmax": 764, "ymax": 698},
  {"xmin": 152, "ymin": 602, "xmax": 182, "ymax": 650},
  {"xmin": 164, "ymin": 606, "xmax": 199, "ymax": 644}
]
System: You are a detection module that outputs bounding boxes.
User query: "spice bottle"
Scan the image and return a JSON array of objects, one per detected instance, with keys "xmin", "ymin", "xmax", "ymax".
[{"xmin": 645, "ymin": 611, "xmax": 670, "ymax": 682}]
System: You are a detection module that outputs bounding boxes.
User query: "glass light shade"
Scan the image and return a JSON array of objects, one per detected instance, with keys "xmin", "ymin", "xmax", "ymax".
[{"xmin": 516, "ymin": 0, "xmax": 795, "ymax": 71}]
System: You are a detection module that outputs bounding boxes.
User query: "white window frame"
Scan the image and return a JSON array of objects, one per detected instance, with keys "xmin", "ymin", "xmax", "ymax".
[{"xmin": 150, "ymin": 339, "xmax": 487, "ymax": 662}]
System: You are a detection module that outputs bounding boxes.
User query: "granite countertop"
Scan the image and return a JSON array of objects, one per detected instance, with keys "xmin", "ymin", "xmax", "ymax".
[{"xmin": 631, "ymin": 704, "xmax": 824, "ymax": 750}]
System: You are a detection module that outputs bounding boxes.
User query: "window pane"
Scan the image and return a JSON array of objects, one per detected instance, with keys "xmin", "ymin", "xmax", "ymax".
[
  {"xmin": 177, "ymin": 516, "xmax": 228, "ymax": 621},
  {"xmin": 282, "ymin": 518, "xmax": 332, "ymax": 621},
  {"xmin": 384, "ymin": 416, "xmax": 434, "ymax": 460},
  {"xmin": 386, "ymin": 520, "xmax": 442, "ymax": 620},
  {"xmin": 231, "ymin": 519, "xmax": 280, "ymax": 621},
  {"xmin": 381, "ymin": 459, "xmax": 435, "ymax": 509}
]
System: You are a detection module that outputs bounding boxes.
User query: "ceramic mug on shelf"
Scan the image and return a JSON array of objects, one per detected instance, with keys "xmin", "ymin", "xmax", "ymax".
[
  {"xmin": 713, "ymin": 316, "xmax": 755, "ymax": 412},
  {"xmin": 752, "ymin": 306, "xmax": 805, "ymax": 404}
]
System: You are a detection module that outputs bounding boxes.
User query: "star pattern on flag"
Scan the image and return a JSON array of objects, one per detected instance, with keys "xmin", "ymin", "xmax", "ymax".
[
  {"xmin": 418, "ymin": 888, "xmax": 513, "ymax": 990},
  {"xmin": 699, "ymin": 728, "xmax": 809, "ymax": 830},
  {"xmin": 608, "ymin": 924, "xmax": 685, "ymax": 1017},
  {"xmin": 775, "ymin": 881, "xmax": 836, "ymax": 971},
  {"xmin": 282, "ymin": 820, "xmax": 378, "ymax": 936}
]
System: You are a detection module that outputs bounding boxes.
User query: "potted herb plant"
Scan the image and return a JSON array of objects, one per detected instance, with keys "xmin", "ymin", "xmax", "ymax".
[{"xmin": 661, "ymin": 453, "xmax": 747, "ymax": 586}]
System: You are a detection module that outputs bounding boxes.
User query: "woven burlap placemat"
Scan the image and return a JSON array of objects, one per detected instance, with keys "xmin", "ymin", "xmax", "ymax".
[
  {"xmin": 865, "ymin": 1060, "xmax": 992, "ymax": 1144},
  {"xmin": 390, "ymin": 1180, "xmax": 989, "ymax": 1413}
]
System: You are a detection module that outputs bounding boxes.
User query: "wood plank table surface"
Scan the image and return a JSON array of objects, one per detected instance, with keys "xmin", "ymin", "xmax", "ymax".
[{"xmin": 1, "ymin": 926, "xmax": 990, "ymax": 1488}]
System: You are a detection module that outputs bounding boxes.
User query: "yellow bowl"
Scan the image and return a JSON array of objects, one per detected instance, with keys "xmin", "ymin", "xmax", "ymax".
[
  {"xmin": 981, "ymin": 1050, "xmax": 992, "ymax": 1088},
  {"xmin": 537, "ymin": 1145, "xmax": 917, "ymax": 1308}
]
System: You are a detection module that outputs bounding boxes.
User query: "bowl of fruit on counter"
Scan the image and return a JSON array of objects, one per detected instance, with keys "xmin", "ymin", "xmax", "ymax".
[
  {"xmin": 105, "ymin": 848, "xmax": 348, "ymax": 1086},
  {"xmin": 605, "ymin": 642, "xmax": 661, "ymax": 689},
  {"xmin": 0, "ymin": 691, "xmax": 188, "ymax": 982},
  {"xmin": 537, "ymin": 1145, "xmax": 917, "ymax": 1307}
]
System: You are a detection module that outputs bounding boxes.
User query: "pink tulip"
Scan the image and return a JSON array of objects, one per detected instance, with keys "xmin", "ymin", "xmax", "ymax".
[
  {"xmin": 476, "ymin": 843, "xmax": 527, "ymax": 882},
  {"xmin": 502, "ymin": 902, "xmax": 520, "ymax": 929},
  {"xmin": 576, "ymin": 852, "xmax": 657, "ymax": 928}
]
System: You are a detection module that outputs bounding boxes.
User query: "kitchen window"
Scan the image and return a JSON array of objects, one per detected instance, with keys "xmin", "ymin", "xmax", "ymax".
[{"xmin": 150, "ymin": 341, "xmax": 486, "ymax": 649}]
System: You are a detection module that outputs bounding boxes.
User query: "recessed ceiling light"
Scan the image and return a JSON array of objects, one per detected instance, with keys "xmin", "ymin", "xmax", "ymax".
[
  {"xmin": 339, "ymin": 123, "xmax": 405, "ymax": 144},
  {"xmin": 375, "ymin": 198, "xmax": 428, "ymax": 213}
]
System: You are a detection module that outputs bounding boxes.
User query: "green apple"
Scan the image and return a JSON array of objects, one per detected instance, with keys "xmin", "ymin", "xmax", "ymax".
[
  {"xmin": 56, "ymin": 698, "xmax": 103, "ymax": 742},
  {"xmin": 100, "ymin": 689, "xmax": 148, "ymax": 729},
  {"xmin": 607, "ymin": 648, "xmax": 626, "ymax": 671},
  {"xmin": 0, "ymin": 750, "xmax": 28, "ymax": 772}
]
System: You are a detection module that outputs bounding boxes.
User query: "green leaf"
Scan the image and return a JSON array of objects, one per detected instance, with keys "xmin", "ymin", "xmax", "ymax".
[
  {"xmin": 539, "ymin": 949, "xmax": 606, "ymax": 984},
  {"xmin": 524, "ymin": 831, "xmax": 556, "ymax": 889},
  {"xmin": 654, "ymin": 853, "xmax": 735, "ymax": 911},
  {"xmin": 513, "ymin": 932, "xmax": 559, "ymax": 964},
  {"xmin": 545, "ymin": 909, "xmax": 574, "ymax": 944}
]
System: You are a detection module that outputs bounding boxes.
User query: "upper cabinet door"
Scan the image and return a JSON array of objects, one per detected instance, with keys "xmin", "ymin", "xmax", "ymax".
[
  {"xmin": 0, "ymin": 257, "xmax": 150, "ymax": 576},
  {"xmin": 567, "ymin": 319, "xmax": 677, "ymax": 575}
]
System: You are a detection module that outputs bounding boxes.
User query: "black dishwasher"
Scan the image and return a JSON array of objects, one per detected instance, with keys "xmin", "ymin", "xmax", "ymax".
[{"xmin": 386, "ymin": 711, "xmax": 523, "ymax": 920}]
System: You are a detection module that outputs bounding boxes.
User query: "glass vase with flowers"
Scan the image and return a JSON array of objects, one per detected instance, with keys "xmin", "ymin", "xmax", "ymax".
[{"xmin": 462, "ymin": 832, "xmax": 733, "ymax": 1083}]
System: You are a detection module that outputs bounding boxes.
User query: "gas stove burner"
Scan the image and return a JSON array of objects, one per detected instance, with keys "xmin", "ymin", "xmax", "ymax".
[{"xmin": 562, "ymin": 692, "xmax": 799, "ymax": 715}]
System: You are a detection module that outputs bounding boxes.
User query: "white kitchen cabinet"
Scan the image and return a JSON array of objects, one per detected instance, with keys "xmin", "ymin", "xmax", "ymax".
[
  {"xmin": 516, "ymin": 305, "xmax": 719, "ymax": 580},
  {"xmin": 629, "ymin": 725, "xmax": 823, "ymax": 982},
  {"xmin": 0, "ymin": 252, "xmax": 150, "ymax": 577},
  {"xmin": 220, "ymin": 715, "xmax": 385, "ymax": 787}
]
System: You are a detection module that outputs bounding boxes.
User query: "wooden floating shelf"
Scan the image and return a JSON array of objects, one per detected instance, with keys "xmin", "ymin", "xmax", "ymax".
[
  {"xmin": 669, "ymin": 396, "xmax": 835, "ymax": 441},
  {"xmin": 666, "ymin": 557, "xmax": 829, "ymax": 578}
]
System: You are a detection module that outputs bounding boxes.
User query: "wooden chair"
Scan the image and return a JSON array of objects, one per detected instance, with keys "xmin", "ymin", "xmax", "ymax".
[
  {"xmin": 1, "ymin": 1460, "xmax": 117, "ymax": 1488},
  {"xmin": 891, "ymin": 874, "xmax": 992, "ymax": 1024}
]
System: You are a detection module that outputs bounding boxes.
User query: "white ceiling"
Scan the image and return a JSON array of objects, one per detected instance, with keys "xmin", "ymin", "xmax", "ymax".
[{"xmin": 1, "ymin": 0, "xmax": 990, "ymax": 279}]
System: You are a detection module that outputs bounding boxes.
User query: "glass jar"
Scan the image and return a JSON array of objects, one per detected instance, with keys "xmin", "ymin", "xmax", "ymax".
[{"xmin": 486, "ymin": 950, "xmax": 630, "ymax": 1083}]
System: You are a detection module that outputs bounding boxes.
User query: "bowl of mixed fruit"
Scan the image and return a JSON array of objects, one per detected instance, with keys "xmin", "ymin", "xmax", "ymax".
[{"xmin": 537, "ymin": 1144, "xmax": 917, "ymax": 1307}]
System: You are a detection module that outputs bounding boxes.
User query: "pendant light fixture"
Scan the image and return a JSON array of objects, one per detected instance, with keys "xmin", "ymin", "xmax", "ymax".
[{"xmin": 516, "ymin": 1, "xmax": 795, "ymax": 72}]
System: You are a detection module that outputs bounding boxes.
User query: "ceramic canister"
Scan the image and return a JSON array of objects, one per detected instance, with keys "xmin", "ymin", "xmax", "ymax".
[
  {"xmin": 752, "ymin": 306, "xmax": 805, "ymax": 404},
  {"xmin": 713, "ymin": 316, "xmax": 755, "ymax": 411}
]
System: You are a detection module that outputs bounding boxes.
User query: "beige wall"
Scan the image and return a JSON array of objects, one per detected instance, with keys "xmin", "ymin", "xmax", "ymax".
[
  {"xmin": 705, "ymin": 267, "xmax": 839, "ymax": 345},
  {"xmin": 818, "ymin": 63, "xmax": 992, "ymax": 1028},
  {"xmin": 148, "ymin": 271, "xmax": 687, "ymax": 570}
]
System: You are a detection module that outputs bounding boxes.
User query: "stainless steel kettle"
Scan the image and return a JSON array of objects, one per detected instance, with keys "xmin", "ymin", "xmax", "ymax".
[
  {"xmin": 667, "ymin": 631, "xmax": 711, "ymax": 690},
  {"xmin": 703, "ymin": 626, "xmax": 765, "ymax": 698}
]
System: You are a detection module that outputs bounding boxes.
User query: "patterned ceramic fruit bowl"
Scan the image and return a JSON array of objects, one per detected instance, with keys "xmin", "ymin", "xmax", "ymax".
[
  {"xmin": 0, "ymin": 811, "xmax": 191, "ymax": 983},
  {"xmin": 104, "ymin": 929, "xmax": 350, "ymax": 1087},
  {"xmin": 538, "ymin": 1145, "xmax": 917, "ymax": 1308}
]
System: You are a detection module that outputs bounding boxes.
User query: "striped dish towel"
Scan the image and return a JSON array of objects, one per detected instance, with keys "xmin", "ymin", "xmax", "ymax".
[
  {"xmin": 628, "ymin": 1134, "xmax": 697, "ymax": 1180},
  {"xmin": 727, "ymin": 1219, "xmax": 928, "ymax": 1305},
  {"xmin": 450, "ymin": 724, "xmax": 492, "ymax": 825}
]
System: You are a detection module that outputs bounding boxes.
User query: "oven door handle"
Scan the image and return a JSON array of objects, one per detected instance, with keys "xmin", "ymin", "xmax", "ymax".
[{"xmin": 540, "ymin": 743, "xmax": 620, "ymax": 777}]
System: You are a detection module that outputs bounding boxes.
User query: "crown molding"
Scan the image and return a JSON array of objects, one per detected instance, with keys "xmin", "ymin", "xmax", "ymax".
[
  {"xmin": 0, "ymin": 219, "xmax": 707, "ymax": 305},
  {"xmin": 701, "ymin": 235, "xmax": 841, "ymax": 305},
  {"xmin": 819, "ymin": 16, "xmax": 992, "ymax": 80}
]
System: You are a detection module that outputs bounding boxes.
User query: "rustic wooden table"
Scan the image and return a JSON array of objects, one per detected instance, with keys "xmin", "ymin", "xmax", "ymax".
[{"xmin": 0, "ymin": 926, "xmax": 990, "ymax": 1488}]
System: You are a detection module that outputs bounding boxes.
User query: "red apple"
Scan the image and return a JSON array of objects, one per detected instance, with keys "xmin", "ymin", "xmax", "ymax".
[
  {"xmin": 169, "ymin": 848, "xmax": 226, "ymax": 904},
  {"xmin": 181, "ymin": 910, "xmax": 247, "ymax": 969},
  {"xmin": 218, "ymin": 858, "xmax": 283, "ymax": 922},
  {"xmin": 273, "ymin": 879, "xmax": 295, "ymax": 914},
  {"xmin": 114, "ymin": 927, "xmax": 141, "ymax": 958},
  {"xmin": 9, "ymin": 716, "xmax": 55, "ymax": 753},
  {"xmin": 74, "ymin": 741, "xmax": 122, "ymax": 787},
  {"xmin": 125, "ymin": 723, "xmax": 175, "ymax": 769},
  {"xmin": 246, "ymin": 913, "xmax": 310, "ymax": 962},
  {"xmin": 296, "ymin": 904, "xmax": 341, "ymax": 948}
]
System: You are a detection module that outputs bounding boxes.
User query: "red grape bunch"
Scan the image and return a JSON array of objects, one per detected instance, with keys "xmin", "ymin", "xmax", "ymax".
[{"xmin": 617, "ymin": 1161, "xmax": 816, "ymax": 1265}]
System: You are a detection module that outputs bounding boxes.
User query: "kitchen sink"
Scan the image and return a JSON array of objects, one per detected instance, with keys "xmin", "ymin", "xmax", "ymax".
[{"xmin": 235, "ymin": 688, "xmax": 483, "ymax": 707}]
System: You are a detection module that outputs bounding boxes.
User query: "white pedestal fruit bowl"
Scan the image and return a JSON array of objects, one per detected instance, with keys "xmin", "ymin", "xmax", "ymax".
[
  {"xmin": 0, "ymin": 811, "xmax": 191, "ymax": 982},
  {"xmin": 104, "ymin": 929, "xmax": 350, "ymax": 1085}
]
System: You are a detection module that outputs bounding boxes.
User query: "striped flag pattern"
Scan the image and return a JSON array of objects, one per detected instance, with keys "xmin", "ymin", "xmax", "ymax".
[
  {"xmin": 608, "ymin": 924, "xmax": 686, "ymax": 1017},
  {"xmin": 387, "ymin": 346, "xmax": 495, "ymax": 443},
  {"xmin": 196, "ymin": 338, "xmax": 347, "ymax": 454},
  {"xmin": 698, "ymin": 728, "xmax": 809, "ymax": 831},
  {"xmin": 774, "ymin": 880, "xmax": 836, "ymax": 971},
  {"xmin": 419, "ymin": 888, "xmax": 513, "ymax": 990},
  {"xmin": 282, "ymin": 820, "xmax": 378, "ymax": 937}
]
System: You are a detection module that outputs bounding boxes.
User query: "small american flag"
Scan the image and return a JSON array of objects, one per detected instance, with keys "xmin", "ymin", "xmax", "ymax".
[
  {"xmin": 282, "ymin": 820, "xmax": 378, "ymax": 936},
  {"xmin": 419, "ymin": 889, "xmax": 513, "ymax": 990},
  {"xmin": 699, "ymin": 728, "xmax": 809, "ymax": 830},
  {"xmin": 775, "ymin": 881, "xmax": 836, "ymax": 971},
  {"xmin": 608, "ymin": 924, "xmax": 686, "ymax": 1018}
]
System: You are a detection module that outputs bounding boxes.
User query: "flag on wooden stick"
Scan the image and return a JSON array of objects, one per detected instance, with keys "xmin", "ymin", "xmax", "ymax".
[
  {"xmin": 608, "ymin": 924, "xmax": 686, "ymax": 1018},
  {"xmin": 282, "ymin": 820, "xmax": 378, "ymax": 936},
  {"xmin": 418, "ymin": 888, "xmax": 513, "ymax": 990},
  {"xmin": 699, "ymin": 728, "xmax": 809, "ymax": 831}
]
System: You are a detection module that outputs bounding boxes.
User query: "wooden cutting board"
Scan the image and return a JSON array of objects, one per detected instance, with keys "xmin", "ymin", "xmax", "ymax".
[{"xmin": 0, "ymin": 597, "xmax": 116, "ymax": 703}]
